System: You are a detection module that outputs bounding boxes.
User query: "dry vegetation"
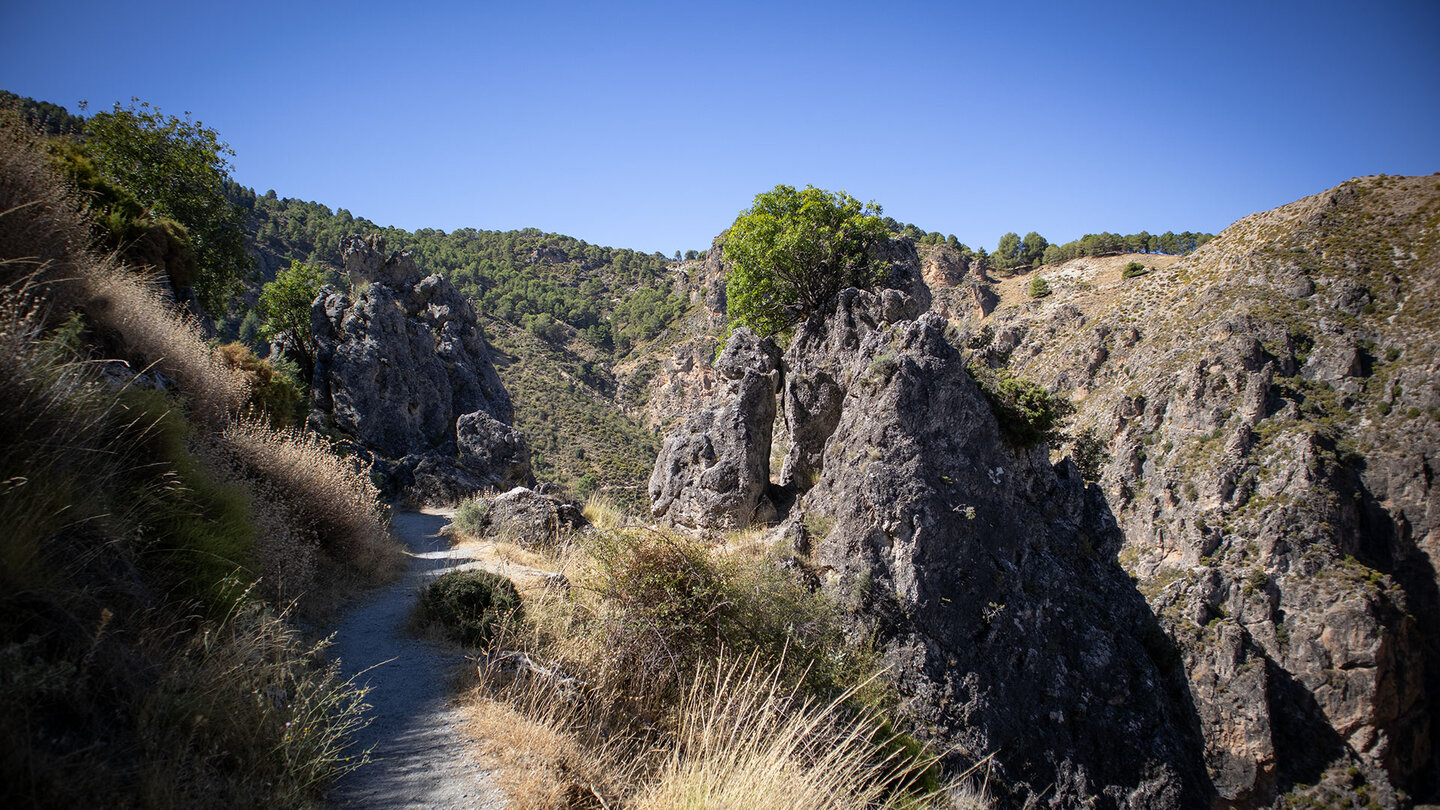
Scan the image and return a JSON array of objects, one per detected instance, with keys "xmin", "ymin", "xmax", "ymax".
[
  {"xmin": 0, "ymin": 112, "xmax": 400, "ymax": 806},
  {"xmin": 441, "ymin": 495, "xmax": 994, "ymax": 809}
]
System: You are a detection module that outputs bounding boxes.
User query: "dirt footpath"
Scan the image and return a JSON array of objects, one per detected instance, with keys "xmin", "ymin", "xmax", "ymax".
[{"xmin": 325, "ymin": 510, "xmax": 504, "ymax": 810}]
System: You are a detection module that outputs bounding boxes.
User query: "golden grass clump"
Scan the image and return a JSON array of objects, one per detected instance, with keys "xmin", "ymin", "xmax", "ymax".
[
  {"xmin": 84, "ymin": 262, "xmax": 250, "ymax": 422},
  {"xmin": 221, "ymin": 418, "xmax": 400, "ymax": 582},
  {"xmin": 582, "ymin": 490, "xmax": 633, "ymax": 531},
  {"xmin": 634, "ymin": 659, "xmax": 931, "ymax": 810}
]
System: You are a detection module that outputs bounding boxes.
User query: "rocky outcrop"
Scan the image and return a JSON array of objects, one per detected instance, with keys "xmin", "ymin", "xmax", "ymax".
[
  {"xmin": 647, "ymin": 280, "xmax": 1213, "ymax": 805},
  {"xmin": 647, "ymin": 328, "xmax": 782, "ymax": 530},
  {"xmin": 920, "ymin": 243, "xmax": 998, "ymax": 319},
  {"xmin": 311, "ymin": 235, "xmax": 531, "ymax": 503},
  {"xmin": 785, "ymin": 296, "xmax": 1210, "ymax": 807},
  {"xmin": 778, "ymin": 287, "xmax": 910, "ymax": 491},
  {"xmin": 958, "ymin": 176, "xmax": 1440, "ymax": 806}
]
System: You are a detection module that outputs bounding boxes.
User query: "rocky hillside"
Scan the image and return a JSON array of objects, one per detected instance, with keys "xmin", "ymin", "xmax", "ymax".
[
  {"xmin": 954, "ymin": 175, "xmax": 1439, "ymax": 807},
  {"xmin": 646, "ymin": 176, "xmax": 1440, "ymax": 809}
]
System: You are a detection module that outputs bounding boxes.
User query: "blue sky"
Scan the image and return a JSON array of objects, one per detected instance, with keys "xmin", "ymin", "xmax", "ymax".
[{"xmin": 2, "ymin": 0, "xmax": 1437, "ymax": 255}]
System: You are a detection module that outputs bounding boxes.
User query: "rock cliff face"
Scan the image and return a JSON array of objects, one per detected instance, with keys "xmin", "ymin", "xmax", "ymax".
[
  {"xmin": 958, "ymin": 176, "xmax": 1440, "ymax": 807},
  {"xmin": 311, "ymin": 235, "xmax": 531, "ymax": 503},
  {"xmin": 919, "ymin": 242, "xmax": 998, "ymax": 320},
  {"xmin": 791, "ymin": 295, "xmax": 1211, "ymax": 807},
  {"xmin": 646, "ymin": 179, "xmax": 1440, "ymax": 807},
  {"xmin": 650, "ymin": 284, "xmax": 1213, "ymax": 807}
]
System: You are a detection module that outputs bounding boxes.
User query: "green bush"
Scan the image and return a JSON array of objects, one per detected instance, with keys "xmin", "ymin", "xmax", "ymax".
[
  {"xmin": 419, "ymin": 570, "xmax": 523, "ymax": 646},
  {"xmin": 1027, "ymin": 276, "xmax": 1052, "ymax": 298},
  {"xmin": 967, "ymin": 362, "xmax": 1073, "ymax": 448},
  {"xmin": 452, "ymin": 497, "xmax": 491, "ymax": 536},
  {"xmin": 1122, "ymin": 261, "xmax": 1148, "ymax": 279}
]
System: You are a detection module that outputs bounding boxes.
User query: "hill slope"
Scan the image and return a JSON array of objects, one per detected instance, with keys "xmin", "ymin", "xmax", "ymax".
[{"xmin": 954, "ymin": 175, "xmax": 1440, "ymax": 806}]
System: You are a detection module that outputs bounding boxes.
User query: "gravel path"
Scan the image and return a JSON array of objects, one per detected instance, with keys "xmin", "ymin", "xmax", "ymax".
[{"xmin": 326, "ymin": 510, "xmax": 504, "ymax": 809}]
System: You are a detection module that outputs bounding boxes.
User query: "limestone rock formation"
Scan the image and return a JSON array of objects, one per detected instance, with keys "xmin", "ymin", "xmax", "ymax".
[
  {"xmin": 956, "ymin": 176, "xmax": 1440, "ymax": 806},
  {"xmin": 919, "ymin": 242, "xmax": 998, "ymax": 319},
  {"xmin": 643, "ymin": 180, "xmax": 1440, "ymax": 806},
  {"xmin": 647, "ymin": 328, "xmax": 782, "ymax": 530},
  {"xmin": 785, "ymin": 297, "xmax": 1210, "ymax": 807},
  {"xmin": 311, "ymin": 234, "xmax": 531, "ymax": 503}
]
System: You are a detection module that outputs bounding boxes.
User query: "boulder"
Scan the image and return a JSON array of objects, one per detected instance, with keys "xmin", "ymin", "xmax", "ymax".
[{"xmin": 484, "ymin": 487, "xmax": 587, "ymax": 550}]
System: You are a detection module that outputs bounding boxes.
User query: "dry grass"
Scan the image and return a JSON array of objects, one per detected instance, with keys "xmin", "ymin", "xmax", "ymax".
[
  {"xmin": 221, "ymin": 418, "xmax": 403, "ymax": 589},
  {"xmin": 0, "ymin": 112, "xmax": 90, "ymax": 317},
  {"xmin": 634, "ymin": 658, "xmax": 932, "ymax": 810},
  {"xmin": 465, "ymin": 669, "xmax": 644, "ymax": 809},
  {"xmin": 582, "ymin": 491, "xmax": 634, "ymax": 532},
  {"xmin": 457, "ymin": 523, "xmax": 992, "ymax": 808},
  {"xmin": 84, "ymin": 262, "xmax": 249, "ymax": 422}
]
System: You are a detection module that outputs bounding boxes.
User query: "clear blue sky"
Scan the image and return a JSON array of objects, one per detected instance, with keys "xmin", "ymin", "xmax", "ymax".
[{"xmin": 3, "ymin": 0, "xmax": 1437, "ymax": 255}]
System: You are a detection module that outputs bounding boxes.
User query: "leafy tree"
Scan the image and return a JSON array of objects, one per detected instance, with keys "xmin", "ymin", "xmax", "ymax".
[
  {"xmin": 1027, "ymin": 276, "xmax": 1052, "ymax": 298},
  {"xmin": 82, "ymin": 100, "xmax": 251, "ymax": 314},
  {"xmin": 257, "ymin": 260, "xmax": 328, "ymax": 378},
  {"xmin": 723, "ymin": 184, "xmax": 890, "ymax": 336}
]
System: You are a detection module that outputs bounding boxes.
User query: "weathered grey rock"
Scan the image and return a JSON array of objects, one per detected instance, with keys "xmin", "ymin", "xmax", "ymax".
[
  {"xmin": 648, "ymin": 328, "xmax": 781, "ymax": 530},
  {"xmin": 311, "ymin": 235, "xmax": 530, "ymax": 503},
  {"xmin": 952, "ymin": 177, "xmax": 1440, "ymax": 806},
  {"xmin": 457, "ymin": 410, "xmax": 529, "ymax": 485},
  {"xmin": 778, "ymin": 288, "xmax": 889, "ymax": 492},
  {"xmin": 483, "ymin": 487, "xmax": 587, "ymax": 550},
  {"xmin": 790, "ymin": 307, "xmax": 1211, "ymax": 807}
]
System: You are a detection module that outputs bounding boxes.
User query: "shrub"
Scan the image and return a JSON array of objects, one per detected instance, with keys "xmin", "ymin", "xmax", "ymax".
[
  {"xmin": 217, "ymin": 342, "xmax": 304, "ymax": 428},
  {"xmin": 1068, "ymin": 427, "xmax": 1110, "ymax": 482},
  {"xmin": 452, "ymin": 496, "xmax": 491, "ymax": 537},
  {"xmin": 967, "ymin": 362, "xmax": 1073, "ymax": 448},
  {"xmin": 1026, "ymin": 276, "xmax": 1052, "ymax": 298},
  {"xmin": 419, "ymin": 570, "xmax": 523, "ymax": 646},
  {"xmin": 1122, "ymin": 261, "xmax": 1148, "ymax": 279}
]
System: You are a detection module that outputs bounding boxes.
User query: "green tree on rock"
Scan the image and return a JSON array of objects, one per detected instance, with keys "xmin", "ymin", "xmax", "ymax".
[
  {"xmin": 723, "ymin": 184, "xmax": 890, "ymax": 337},
  {"xmin": 82, "ymin": 100, "xmax": 252, "ymax": 314},
  {"xmin": 257, "ymin": 260, "xmax": 328, "ymax": 378}
]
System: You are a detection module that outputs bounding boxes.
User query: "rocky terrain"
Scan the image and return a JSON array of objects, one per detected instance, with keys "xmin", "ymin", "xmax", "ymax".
[
  {"xmin": 958, "ymin": 175, "xmax": 1439, "ymax": 808},
  {"xmin": 645, "ymin": 176, "xmax": 1440, "ymax": 808},
  {"xmin": 310, "ymin": 235, "xmax": 532, "ymax": 504}
]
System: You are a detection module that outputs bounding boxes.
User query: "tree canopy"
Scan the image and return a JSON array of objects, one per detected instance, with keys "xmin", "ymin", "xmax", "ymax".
[
  {"xmin": 723, "ymin": 184, "xmax": 889, "ymax": 336},
  {"xmin": 82, "ymin": 100, "xmax": 251, "ymax": 314},
  {"xmin": 257, "ymin": 260, "xmax": 328, "ymax": 378}
]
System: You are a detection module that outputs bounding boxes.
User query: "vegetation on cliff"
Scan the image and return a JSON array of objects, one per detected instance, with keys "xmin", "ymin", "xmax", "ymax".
[{"xmin": 722, "ymin": 184, "xmax": 890, "ymax": 337}]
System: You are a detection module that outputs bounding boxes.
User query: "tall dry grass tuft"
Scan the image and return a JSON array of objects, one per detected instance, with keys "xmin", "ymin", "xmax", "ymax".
[
  {"xmin": 0, "ymin": 112, "xmax": 90, "ymax": 318},
  {"xmin": 221, "ymin": 418, "xmax": 400, "ymax": 584},
  {"xmin": 582, "ymin": 490, "xmax": 633, "ymax": 532},
  {"xmin": 84, "ymin": 262, "xmax": 249, "ymax": 422},
  {"xmin": 634, "ymin": 656, "xmax": 934, "ymax": 810}
]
